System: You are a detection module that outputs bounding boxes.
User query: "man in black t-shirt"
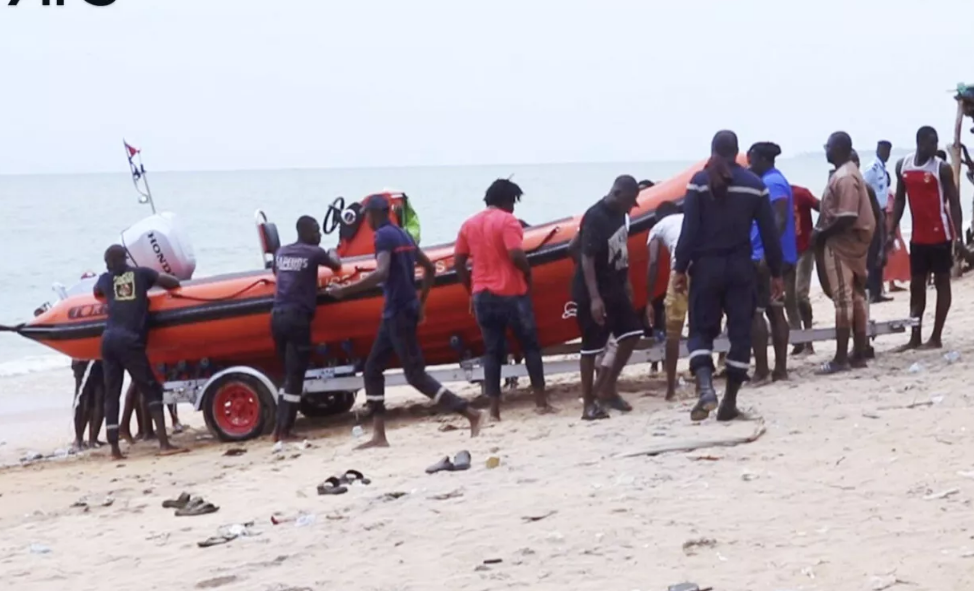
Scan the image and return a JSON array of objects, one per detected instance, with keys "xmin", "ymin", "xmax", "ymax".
[
  {"xmin": 572, "ymin": 175, "xmax": 642, "ymax": 421},
  {"xmin": 270, "ymin": 215, "xmax": 342, "ymax": 442},
  {"xmin": 94, "ymin": 245, "xmax": 182, "ymax": 460}
]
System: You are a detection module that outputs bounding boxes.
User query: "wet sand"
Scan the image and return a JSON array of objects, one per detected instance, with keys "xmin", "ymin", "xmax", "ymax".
[{"xmin": 1, "ymin": 283, "xmax": 973, "ymax": 591}]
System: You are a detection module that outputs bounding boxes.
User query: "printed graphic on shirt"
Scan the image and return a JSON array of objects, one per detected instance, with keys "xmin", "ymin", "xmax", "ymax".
[
  {"xmin": 276, "ymin": 255, "xmax": 310, "ymax": 272},
  {"xmin": 113, "ymin": 271, "xmax": 136, "ymax": 301},
  {"xmin": 607, "ymin": 225, "xmax": 629, "ymax": 271}
]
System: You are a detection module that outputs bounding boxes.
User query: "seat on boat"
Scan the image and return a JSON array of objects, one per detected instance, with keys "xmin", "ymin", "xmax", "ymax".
[{"xmin": 255, "ymin": 210, "xmax": 281, "ymax": 269}]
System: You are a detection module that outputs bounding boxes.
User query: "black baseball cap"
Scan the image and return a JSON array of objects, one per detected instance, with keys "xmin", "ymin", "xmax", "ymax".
[{"xmin": 363, "ymin": 194, "xmax": 390, "ymax": 211}]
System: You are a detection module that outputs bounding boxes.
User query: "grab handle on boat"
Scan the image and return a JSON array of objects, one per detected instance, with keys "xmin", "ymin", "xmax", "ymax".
[
  {"xmin": 529, "ymin": 226, "xmax": 561, "ymax": 253},
  {"xmin": 168, "ymin": 279, "xmax": 272, "ymax": 303}
]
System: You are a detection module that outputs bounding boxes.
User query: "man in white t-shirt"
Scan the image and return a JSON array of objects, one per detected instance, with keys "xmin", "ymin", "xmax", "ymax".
[{"xmin": 644, "ymin": 201, "xmax": 685, "ymax": 400}]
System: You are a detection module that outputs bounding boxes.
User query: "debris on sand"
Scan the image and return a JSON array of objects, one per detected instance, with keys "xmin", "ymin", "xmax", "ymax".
[{"xmin": 682, "ymin": 538, "xmax": 717, "ymax": 556}]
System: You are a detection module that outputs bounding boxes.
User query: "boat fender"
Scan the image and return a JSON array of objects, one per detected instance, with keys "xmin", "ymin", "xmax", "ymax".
[{"xmin": 194, "ymin": 366, "xmax": 278, "ymax": 411}]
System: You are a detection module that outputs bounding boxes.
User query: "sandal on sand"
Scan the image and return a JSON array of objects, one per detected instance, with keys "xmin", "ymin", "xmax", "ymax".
[
  {"xmin": 816, "ymin": 361, "xmax": 850, "ymax": 375},
  {"xmin": 452, "ymin": 451, "xmax": 472, "ymax": 471},
  {"xmin": 581, "ymin": 403, "xmax": 610, "ymax": 421},
  {"xmin": 197, "ymin": 535, "xmax": 232, "ymax": 548},
  {"xmin": 175, "ymin": 497, "xmax": 220, "ymax": 516},
  {"xmin": 425, "ymin": 456, "xmax": 455, "ymax": 474},
  {"xmin": 340, "ymin": 470, "xmax": 371, "ymax": 485},
  {"xmin": 162, "ymin": 492, "xmax": 191, "ymax": 509},
  {"xmin": 601, "ymin": 395, "xmax": 633, "ymax": 413},
  {"xmin": 316, "ymin": 476, "xmax": 348, "ymax": 496}
]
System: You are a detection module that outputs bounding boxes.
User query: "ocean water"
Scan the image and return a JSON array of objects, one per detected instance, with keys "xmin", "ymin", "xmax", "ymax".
[{"xmin": 0, "ymin": 152, "xmax": 944, "ymax": 378}]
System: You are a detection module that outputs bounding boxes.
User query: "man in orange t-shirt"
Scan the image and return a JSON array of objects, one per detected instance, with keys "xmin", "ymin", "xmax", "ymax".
[{"xmin": 455, "ymin": 180, "xmax": 553, "ymax": 419}]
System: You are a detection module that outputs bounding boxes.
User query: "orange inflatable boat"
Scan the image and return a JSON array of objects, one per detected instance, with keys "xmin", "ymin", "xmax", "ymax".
[
  {"xmin": 14, "ymin": 163, "xmax": 707, "ymax": 384},
  {"xmin": 15, "ymin": 168, "xmax": 698, "ymax": 371}
]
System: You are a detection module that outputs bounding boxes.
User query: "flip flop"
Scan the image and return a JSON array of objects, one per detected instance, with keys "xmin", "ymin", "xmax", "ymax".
[
  {"xmin": 175, "ymin": 498, "xmax": 220, "ymax": 517},
  {"xmin": 197, "ymin": 535, "xmax": 233, "ymax": 548},
  {"xmin": 581, "ymin": 403, "xmax": 610, "ymax": 421},
  {"xmin": 452, "ymin": 451, "xmax": 472, "ymax": 471},
  {"xmin": 602, "ymin": 395, "xmax": 633, "ymax": 412},
  {"xmin": 340, "ymin": 470, "xmax": 371, "ymax": 485},
  {"xmin": 162, "ymin": 492, "xmax": 191, "ymax": 509},
  {"xmin": 316, "ymin": 476, "xmax": 348, "ymax": 495},
  {"xmin": 426, "ymin": 456, "xmax": 455, "ymax": 474},
  {"xmin": 816, "ymin": 361, "xmax": 850, "ymax": 375}
]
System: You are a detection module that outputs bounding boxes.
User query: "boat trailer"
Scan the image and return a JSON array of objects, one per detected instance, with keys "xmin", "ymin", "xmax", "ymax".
[{"xmin": 163, "ymin": 318, "xmax": 918, "ymax": 442}]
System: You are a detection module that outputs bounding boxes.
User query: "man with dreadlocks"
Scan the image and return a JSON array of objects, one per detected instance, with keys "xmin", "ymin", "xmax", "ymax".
[
  {"xmin": 455, "ymin": 179, "xmax": 553, "ymax": 420},
  {"xmin": 674, "ymin": 130, "xmax": 783, "ymax": 422}
]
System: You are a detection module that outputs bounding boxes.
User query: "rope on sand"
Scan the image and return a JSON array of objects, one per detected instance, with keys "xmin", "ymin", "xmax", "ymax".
[{"xmin": 615, "ymin": 418, "xmax": 766, "ymax": 458}]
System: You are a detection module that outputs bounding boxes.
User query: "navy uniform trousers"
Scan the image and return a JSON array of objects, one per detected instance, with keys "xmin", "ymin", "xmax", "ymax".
[{"xmin": 686, "ymin": 255, "xmax": 757, "ymax": 382}]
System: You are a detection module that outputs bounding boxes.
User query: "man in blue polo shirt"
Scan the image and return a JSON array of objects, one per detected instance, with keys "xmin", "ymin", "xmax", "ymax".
[
  {"xmin": 747, "ymin": 142, "xmax": 796, "ymax": 383},
  {"xmin": 327, "ymin": 195, "xmax": 482, "ymax": 449}
]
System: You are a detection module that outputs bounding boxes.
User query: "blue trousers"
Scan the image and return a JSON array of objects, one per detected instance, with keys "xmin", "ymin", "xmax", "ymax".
[
  {"xmin": 473, "ymin": 291, "xmax": 545, "ymax": 398},
  {"xmin": 686, "ymin": 256, "xmax": 757, "ymax": 382}
]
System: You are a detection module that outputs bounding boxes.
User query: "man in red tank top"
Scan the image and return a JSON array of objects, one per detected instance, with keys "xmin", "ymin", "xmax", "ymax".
[{"xmin": 888, "ymin": 126, "xmax": 963, "ymax": 350}]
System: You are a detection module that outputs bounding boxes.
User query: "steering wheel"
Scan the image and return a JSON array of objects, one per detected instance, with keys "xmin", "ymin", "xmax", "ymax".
[{"xmin": 322, "ymin": 196, "xmax": 346, "ymax": 235}]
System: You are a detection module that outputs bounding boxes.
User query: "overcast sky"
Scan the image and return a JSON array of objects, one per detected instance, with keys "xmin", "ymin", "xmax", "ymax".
[{"xmin": 1, "ymin": 0, "xmax": 972, "ymax": 174}]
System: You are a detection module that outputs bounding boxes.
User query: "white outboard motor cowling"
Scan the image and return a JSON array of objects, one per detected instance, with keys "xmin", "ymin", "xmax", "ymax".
[{"xmin": 121, "ymin": 212, "xmax": 197, "ymax": 280}]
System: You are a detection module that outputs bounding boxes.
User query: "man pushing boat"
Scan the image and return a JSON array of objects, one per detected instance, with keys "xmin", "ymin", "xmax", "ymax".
[
  {"xmin": 270, "ymin": 215, "xmax": 343, "ymax": 442},
  {"xmin": 327, "ymin": 195, "xmax": 482, "ymax": 449},
  {"xmin": 94, "ymin": 245, "xmax": 183, "ymax": 460}
]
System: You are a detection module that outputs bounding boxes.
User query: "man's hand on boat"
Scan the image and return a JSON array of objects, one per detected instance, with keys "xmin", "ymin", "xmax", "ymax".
[{"xmin": 325, "ymin": 284, "xmax": 347, "ymax": 300}]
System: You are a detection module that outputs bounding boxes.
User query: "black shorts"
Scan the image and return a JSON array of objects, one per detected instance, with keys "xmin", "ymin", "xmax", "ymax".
[
  {"xmin": 576, "ymin": 297, "xmax": 644, "ymax": 356},
  {"xmin": 910, "ymin": 241, "xmax": 953, "ymax": 277}
]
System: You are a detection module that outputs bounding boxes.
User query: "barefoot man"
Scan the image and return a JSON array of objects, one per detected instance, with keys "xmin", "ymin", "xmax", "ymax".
[
  {"xmin": 270, "ymin": 215, "xmax": 342, "ymax": 442},
  {"xmin": 812, "ymin": 133, "xmax": 875, "ymax": 374},
  {"xmin": 94, "ymin": 245, "xmax": 182, "ymax": 459},
  {"xmin": 328, "ymin": 195, "xmax": 482, "ymax": 448},
  {"xmin": 644, "ymin": 200, "xmax": 685, "ymax": 400},
  {"xmin": 455, "ymin": 179, "xmax": 553, "ymax": 420},
  {"xmin": 888, "ymin": 126, "xmax": 963, "ymax": 350}
]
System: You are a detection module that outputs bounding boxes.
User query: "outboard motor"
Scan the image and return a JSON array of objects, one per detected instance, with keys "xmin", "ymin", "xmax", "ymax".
[{"xmin": 121, "ymin": 212, "xmax": 197, "ymax": 280}]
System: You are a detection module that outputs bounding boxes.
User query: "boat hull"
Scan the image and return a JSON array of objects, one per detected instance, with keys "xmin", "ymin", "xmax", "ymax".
[{"xmin": 20, "ymin": 162, "xmax": 706, "ymax": 374}]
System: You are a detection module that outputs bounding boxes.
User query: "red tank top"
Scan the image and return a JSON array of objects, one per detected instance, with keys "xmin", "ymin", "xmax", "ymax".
[{"xmin": 901, "ymin": 153, "xmax": 953, "ymax": 244}]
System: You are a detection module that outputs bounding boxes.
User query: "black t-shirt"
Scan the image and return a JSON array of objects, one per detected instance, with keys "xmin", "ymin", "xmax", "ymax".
[
  {"xmin": 273, "ymin": 242, "xmax": 335, "ymax": 317},
  {"xmin": 94, "ymin": 266, "xmax": 159, "ymax": 344},
  {"xmin": 571, "ymin": 199, "xmax": 630, "ymax": 304}
]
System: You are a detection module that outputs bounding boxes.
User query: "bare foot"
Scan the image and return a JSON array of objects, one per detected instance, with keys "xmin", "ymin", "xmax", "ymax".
[
  {"xmin": 750, "ymin": 374, "xmax": 772, "ymax": 388},
  {"xmin": 895, "ymin": 339, "xmax": 921, "ymax": 353},
  {"xmin": 157, "ymin": 445, "xmax": 189, "ymax": 457},
  {"xmin": 120, "ymin": 431, "xmax": 135, "ymax": 445},
  {"xmin": 664, "ymin": 388, "xmax": 676, "ymax": 401},
  {"xmin": 109, "ymin": 446, "xmax": 126, "ymax": 461},
  {"xmin": 772, "ymin": 369, "xmax": 788, "ymax": 382},
  {"xmin": 920, "ymin": 339, "xmax": 943, "ymax": 350},
  {"xmin": 355, "ymin": 438, "xmax": 390, "ymax": 450},
  {"xmin": 469, "ymin": 410, "xmax": 483, "ymax": 438},
  {"xmin": 534, "ymin": 404, "xmax": 558, "ymax": 415}
]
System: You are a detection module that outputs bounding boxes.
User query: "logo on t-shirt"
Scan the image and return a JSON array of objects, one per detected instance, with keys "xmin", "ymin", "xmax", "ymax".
[
  {"xmin": 276, "ymin": 255, "xmax": 310, "ymax": 272},
  {"xmin": 113, "ymin": 271, "xmax": 136, "ymax": 301},
  {"xmin": 607, "ymin": 225, "xmax": 629, "ymax": 271}
]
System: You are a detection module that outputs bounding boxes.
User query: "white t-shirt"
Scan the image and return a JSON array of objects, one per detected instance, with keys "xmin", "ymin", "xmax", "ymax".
[{"xmin": 646, "ymin": 214, "xmax": 684, "ymax": 269}]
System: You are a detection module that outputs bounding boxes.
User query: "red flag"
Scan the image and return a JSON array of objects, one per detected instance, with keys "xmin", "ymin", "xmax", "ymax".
[{"xmin": 124, "ymin": 141, "xmax": 140, "ymax": 158}]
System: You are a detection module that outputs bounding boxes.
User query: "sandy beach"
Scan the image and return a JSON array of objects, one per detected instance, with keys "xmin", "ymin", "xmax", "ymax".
[{"xmin": 1, "ymin": 282, "xmax": 973, "ymax": 591}]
